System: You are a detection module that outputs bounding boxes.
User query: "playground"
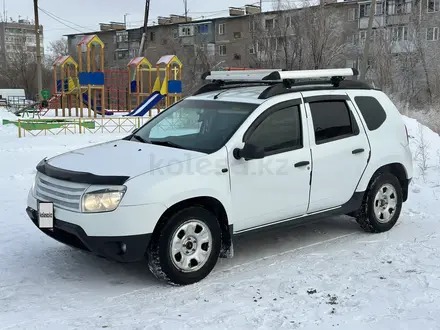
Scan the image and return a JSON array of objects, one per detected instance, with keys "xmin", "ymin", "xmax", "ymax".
[{"xmin": 2, "ymin": 34, "xmax": 183, "ymax": 135}]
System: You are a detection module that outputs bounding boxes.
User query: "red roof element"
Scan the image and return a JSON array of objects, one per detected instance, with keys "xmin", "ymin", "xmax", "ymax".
[
  {"xmin": 128, "ymin": 57, "xmax": 146, "ymax": 67},
  {"xmin": 54, "ymin": 55, "xmax": 70, "ymax": 66},
  {"xmin": 78, "ymin": 35, "xmax": 97, "ymax": 46}
]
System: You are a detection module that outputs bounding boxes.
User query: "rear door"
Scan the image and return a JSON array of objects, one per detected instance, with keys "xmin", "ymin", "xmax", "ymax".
[{"xmin": 302, "ymin": 92, "xmax": 370, "ymax": 213}]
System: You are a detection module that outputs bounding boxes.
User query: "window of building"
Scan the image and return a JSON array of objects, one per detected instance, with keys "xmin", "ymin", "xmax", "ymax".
[
  {"xmin": 219, "ymin": 44, "xmax": 227, "ymax": 56},
  {"xmin": 150, "ymin": 31, "xmax": 156, "ymax": 41},
  {"xmin": 234, "ymin": 32, "xmax": 241, "ymax": 39},
  {"xmin": 309, "ymin": 100, "xmax": 359, "ymax": 144},
  {"xmin": 347, "ymin": 33, "xmax": 357, "ymax": 44},
  {"xmin": 265, "ymin": 18, "xmax": 277, "ymax": 30},
  {"xmin": 246, "ymin": 105, "xmax": 302, "ymax": 155},
  {"xmin": 359, "ymin": 30, "xmax": 367, "ymax": 41},
  {"xmin": 348, "ymin": 8, "xmax": 357, "ymax": 20},
  {"xmin": 116, "ymin": 31, "xmax": 128, "ymax": 42},
  {"xmin": 249, "ymin": 20, "xmax": 256, "ymax": 32},
  {"xmin": 389, "ymin": 0, "xmax": 411, "ymax": 14},
  {"xmin": 391, "ymin": 25, "xmax": 408, "ymax": 41},
  {"xmin": 354, "ymin": 96, "xmax": 387, "ymax": 131},
  {"xmin": 179, "ymin": 26, "xmax": 194, "ymax": 37},
  {"xmin": 428, "ymin": 0, "xmax": 440, "ymax": 12},
  {"xmin": 218, "ymin": 23, "xmax": 225, "ymax": 35},
  {"xmin": 427, "ymin": 27, "xmax": 439, "ymax": 40},
  {"xmin": 173, "ymin": 29, "xmax": 178, "ymax": 39},
  {"xmin": 198, "ymin": 24, "xmax": 209, "ymax": 34},
  {"xmin": 360, "ymin": 2, "xmax": 383, "ymax": 17}
]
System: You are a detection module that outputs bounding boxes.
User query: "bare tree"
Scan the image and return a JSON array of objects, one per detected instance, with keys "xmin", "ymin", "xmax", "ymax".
[
  {"xmin": 0, "ymin": 41, "xmax": 38, "ymax": 98},
  {"xmin": 48, "ymin": 38, "xmax": 69, "ymax": 58},
  {"xmin": 248, "ymin": 1, "xmax": 351, "ymax": 70}
]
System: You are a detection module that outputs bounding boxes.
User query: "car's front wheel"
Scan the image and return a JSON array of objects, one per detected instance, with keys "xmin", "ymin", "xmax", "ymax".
[
  {"xmin": 147, "ymin": 206, "xmax": 221, "ymax": 285},
  {"xmin": 356, "ymin": 172, "xmax": 403, "ymax": 233}
]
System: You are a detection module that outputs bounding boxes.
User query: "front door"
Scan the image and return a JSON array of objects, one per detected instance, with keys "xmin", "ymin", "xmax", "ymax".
[{"xmin": 229, "ymin": 100, "xmax": 312, "ymax": 232}]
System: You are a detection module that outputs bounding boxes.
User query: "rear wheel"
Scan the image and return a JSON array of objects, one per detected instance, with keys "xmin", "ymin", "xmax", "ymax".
[
  {"xmin": 355, "ymin": 172, "xmax": 403, "ymax": 233},
  {"xmin": 147, "ymin": 206, "xmax": 221, "ymax": 285}
]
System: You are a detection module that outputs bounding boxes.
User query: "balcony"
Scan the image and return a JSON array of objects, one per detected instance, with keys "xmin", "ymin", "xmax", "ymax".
[{"xmin": 359, "ymin": 15, "xmax": 385, "ymax": 29}]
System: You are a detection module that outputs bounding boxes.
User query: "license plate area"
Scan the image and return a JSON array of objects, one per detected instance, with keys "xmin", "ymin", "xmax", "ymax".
[{"xmin": 38, "ymin": 202, "xmax": 54, "ymax": 229}]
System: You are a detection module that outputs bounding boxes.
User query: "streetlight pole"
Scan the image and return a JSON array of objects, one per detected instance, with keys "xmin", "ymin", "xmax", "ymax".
[{"xmin": 33, "ymin": 0, "xmax": 43, "ymax": 100}]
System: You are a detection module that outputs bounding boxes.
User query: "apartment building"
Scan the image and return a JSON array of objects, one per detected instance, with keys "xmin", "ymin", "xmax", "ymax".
[
  {"xmin": 0, "ymin": 19, "xmax": 44, "ymax": 65},
  {"xmin": 65, "ymin": 0, "xmax": 440, "ymax": 73}
]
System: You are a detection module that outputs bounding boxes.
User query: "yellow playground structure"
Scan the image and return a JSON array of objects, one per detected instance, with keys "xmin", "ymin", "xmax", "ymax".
[
  {"xmin": 128, "ymin": 57, "xmax": 153, "ymax": 111},
  {"xmin": 48, "ymin": 33, "xmax": 183, "ymax": 118},
  {"xmin": 156, "ymin": 55, "xmax": 183, "ymax": 108}
]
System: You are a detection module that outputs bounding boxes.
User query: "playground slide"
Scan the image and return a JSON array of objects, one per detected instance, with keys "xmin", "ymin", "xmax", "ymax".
[
  {"xmin": 125, "ymin": 91, "xmax": 165, "ymax": 117},
  {"xmin": 82, "ymin": 93, "xmax": 114, "ymax": 116}
]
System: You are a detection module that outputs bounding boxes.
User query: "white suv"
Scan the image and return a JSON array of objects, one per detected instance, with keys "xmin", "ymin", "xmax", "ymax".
[{"xmin": 26, "ymin": 68, "xmax": 413, "ymax": 285}]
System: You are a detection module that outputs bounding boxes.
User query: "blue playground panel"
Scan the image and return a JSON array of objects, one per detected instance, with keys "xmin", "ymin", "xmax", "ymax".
[
  {"xmin": 79, "ymin": 72, "xmax": 105, "ymax": 86},
  {"xmin": 56, "ymin": 79, "xmax": 71, "ymax": 93},
  {"xmin": 130, "ymin": 80, "xmax": 137, "ymax": 93},
  {"xmin": 168, "ymin": 80, "xmax": 182, "ymax": 94}
]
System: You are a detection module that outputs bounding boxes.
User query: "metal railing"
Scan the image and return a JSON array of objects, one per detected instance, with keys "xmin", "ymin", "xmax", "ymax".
[{"xmin": 16, "ymin": 117, "xmax": 151, "ymax": 138}]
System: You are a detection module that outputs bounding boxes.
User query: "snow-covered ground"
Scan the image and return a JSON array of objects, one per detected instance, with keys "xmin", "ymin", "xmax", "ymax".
[{"xmin": 1, "ymin": 109, "xmax": 440, "ymax": 330}]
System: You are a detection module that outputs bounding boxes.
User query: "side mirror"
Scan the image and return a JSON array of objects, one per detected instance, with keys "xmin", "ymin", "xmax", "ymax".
[{"xmin": 233, "ymin": 143, "xmax": 265, "ymax": 160}]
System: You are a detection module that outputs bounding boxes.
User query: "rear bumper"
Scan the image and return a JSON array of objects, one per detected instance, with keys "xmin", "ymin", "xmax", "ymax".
[{"xmin": 26, "ymin": 207, "xmax": 151, "ymax": 263}]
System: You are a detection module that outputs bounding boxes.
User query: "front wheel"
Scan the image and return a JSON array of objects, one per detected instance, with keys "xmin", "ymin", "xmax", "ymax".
[
  {"xmin": 356, "ymin": 172, "xmax": 403, "ymax": 233},
  {"xmin": 147, "ymin": 206, "xmax": 221, "ymax": 285}
]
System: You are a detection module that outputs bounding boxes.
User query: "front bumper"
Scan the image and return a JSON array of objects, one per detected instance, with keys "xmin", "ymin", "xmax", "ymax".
[{"xmin": 26, "ymin": 206, "xmax": 151, "ymax": 263}]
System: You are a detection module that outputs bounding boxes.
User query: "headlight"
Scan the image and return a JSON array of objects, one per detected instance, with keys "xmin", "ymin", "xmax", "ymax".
[{"xmin": 81, "ymin": 186, "xmax": 126, "ymax": 213}]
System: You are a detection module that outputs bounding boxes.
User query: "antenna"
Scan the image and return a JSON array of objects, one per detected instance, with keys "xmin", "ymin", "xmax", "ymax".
[
  {"xmin": 183, "ymin": 0, "xmax": 188, "ymax": 22},
  {"xmin": 2, "ymin": 0, "xmax": 5, "ymax": 22}
]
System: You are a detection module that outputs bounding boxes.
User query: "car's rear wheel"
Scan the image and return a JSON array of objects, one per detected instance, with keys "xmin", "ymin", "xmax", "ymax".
[
  {"xmin": 355, "ymin": 172, "xmax": 403, "ymax": 233},
  {"xmin": 147, "ymin": 206, "xmax": 221, "ymax": 285}
]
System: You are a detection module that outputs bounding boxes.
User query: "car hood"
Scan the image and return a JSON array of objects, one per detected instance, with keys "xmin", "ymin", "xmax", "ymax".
[{"xmin": 43, "ymin": 139, "xmax": 206, "ymax": 181}]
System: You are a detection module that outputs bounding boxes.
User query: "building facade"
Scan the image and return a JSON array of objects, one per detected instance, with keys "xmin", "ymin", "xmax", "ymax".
[
  {"xmin": 65, "ymin": 0, "xmax": 440, "ymax": 96},
  {"xmin": 0, "ymin": 19, "xmax": 44, "ymax": 65}
]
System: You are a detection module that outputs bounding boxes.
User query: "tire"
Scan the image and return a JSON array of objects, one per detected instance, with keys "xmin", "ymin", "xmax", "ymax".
[
  {"xmin": 147, "ymin": 206, "xmax": 221, "ymax": 285},
  {"xmin": 355, "ymin": 172, "xmax": 403, "ymax": 233}
]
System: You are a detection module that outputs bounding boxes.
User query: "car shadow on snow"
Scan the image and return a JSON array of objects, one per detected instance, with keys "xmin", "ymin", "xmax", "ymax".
[{"xmin": 28, "ymin": 215, "xmax": 364, "ymax": 287}]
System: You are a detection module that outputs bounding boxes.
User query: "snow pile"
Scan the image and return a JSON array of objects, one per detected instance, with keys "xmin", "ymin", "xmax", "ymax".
[{"xmin": 0, "ymin": 115, "xmax": 440, "ymax": 329}]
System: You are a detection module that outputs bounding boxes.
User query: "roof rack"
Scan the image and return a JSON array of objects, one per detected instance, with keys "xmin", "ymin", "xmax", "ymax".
[
  {"xmin": 194, "ymin": 68, "xmax": 372, "ymax": 99},
  {"xmin": 202, "ymin": 68, "xmax": 358, "ymax": 82}
]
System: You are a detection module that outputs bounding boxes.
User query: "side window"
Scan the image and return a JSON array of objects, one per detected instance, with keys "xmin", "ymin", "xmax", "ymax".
[
  {"xmin": 354, "ymin": 96, "xmax": 387, "ymax": 131},
  {"xmin": 309, "ymin": 100, "xmax": 359, "ymax": 145},
  {"xmin": 246, "ymin": 105, "xmax": 302, "ymax": 154}
]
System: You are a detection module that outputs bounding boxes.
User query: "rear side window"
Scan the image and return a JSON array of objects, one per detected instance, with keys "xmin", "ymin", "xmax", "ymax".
[
  {"xmin": 354, "ymin": 96, "xmax": 387, "ymax": 131},
  {"xmin": 309, "ymin": 100, "xmax": 359, "ymax": 145}
]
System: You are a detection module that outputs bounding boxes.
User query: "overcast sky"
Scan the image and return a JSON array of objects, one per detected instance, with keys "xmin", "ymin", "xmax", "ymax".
[{"xmin": 8, "ymin": 0, "xmax": 278, "ymax": 51}]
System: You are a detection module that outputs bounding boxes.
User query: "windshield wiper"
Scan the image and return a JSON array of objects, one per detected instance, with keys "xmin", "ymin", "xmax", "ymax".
[
  {"xmin": 132, "ymin": 134, "xmax": 148, "ymax": 144},
  {"xmin": 149, "ymin": 140, "xmax": 185, "ymax": 150}
]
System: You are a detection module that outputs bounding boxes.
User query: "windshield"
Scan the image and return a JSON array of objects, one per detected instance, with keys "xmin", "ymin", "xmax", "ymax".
[{"xmin": 130, "ymin": 99, "xmax": 259, "ymax": 153}]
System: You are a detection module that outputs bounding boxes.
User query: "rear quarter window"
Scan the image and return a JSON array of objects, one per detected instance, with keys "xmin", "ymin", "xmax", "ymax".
[{"xmin": 354, "ymin": 96, "xmax": 387, "ymax": 131}]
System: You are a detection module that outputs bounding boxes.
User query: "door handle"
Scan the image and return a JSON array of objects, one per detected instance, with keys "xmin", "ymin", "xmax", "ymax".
[
  {"xmin": 294, "ymin": 161, "xmax": 310, "ymax": 167},
  {"xmin": 352, "ymin": 148, "xmax": 365, "ymax": 154}
]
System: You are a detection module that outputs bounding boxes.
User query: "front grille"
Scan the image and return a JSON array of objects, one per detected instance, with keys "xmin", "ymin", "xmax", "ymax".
[{"xmin": 35, "ymin": 172, "xmax": 89, "ymax": 212}]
